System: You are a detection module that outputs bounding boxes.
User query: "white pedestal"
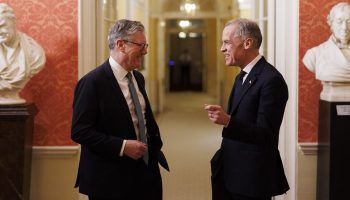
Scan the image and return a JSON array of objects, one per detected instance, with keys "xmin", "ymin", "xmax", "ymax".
[{"xmin": 320, "ymin": 82, "xmax": 350, "ymax": 102}]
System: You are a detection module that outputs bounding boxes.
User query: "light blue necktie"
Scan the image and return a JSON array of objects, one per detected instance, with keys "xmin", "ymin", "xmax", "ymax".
[{"xmin": 127, "ymin": 72, "xmax": 148, "ymax": 165}]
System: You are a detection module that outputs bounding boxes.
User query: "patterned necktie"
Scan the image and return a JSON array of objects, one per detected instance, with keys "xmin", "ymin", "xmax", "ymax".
[
  {"xmin": 228, "ymin": 70, "xmax": 247, "ymax": 113},
  {"xmin": 233, "ymin": 70, "xmax": 247, "ymax": 97},
  {"xmin": 127, "ymin": 72, "xmax": 149, "ymax": 165}
]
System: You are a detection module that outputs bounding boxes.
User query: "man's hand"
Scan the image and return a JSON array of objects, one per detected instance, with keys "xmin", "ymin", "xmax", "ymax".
[
  {"xmin": 204, "ymin": 104, "xmax": 230, "ymax": 126},
  {"xmin": 123, "ymin": 140, "xmax": 147, "ymax": 160}
]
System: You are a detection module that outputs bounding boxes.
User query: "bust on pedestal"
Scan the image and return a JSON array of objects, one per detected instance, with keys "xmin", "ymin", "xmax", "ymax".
[
  {"xmin": 302, "ymin": 2, "xmax": 350, "ymax": 200},
  {"xmin": 0, "ymin": 3, "xmax": 45, "ymax": 200},
  {"xmin": 0, "ymin": 3, "xmax": 46, "ymax": 105}
]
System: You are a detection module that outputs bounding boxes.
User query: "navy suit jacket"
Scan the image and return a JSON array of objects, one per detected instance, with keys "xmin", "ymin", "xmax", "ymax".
[
  {"xmin": 211, "ymin": 57, "xmax": 290, "ymax": 197},
  {"xmin": 71, "ymin": 60, "xmax": 168, "ymax": 198}
]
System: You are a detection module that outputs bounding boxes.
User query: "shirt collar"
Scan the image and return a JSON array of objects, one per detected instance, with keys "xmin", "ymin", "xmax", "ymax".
[
  {"xmin": 109, "ymin": 56, "xmax": 129, "ymax": 81},
  {"xmin": 242, "ymin": 54, "xmax": 262, "ymax": 74}
]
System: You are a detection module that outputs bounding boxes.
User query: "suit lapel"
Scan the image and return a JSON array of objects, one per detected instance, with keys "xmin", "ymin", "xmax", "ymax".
[
  {"xmin": 133, "ymin": 70, "xmax": 157, "ymax": 134},
  {"xmin": 102, "ymin": 61, "xmax": 135, "ymax": 131},
  {"xmin": 230, "ymin": 75, "xmax": 257, "ymax": 113},
  {"xmin": 227, "ymin": 76, "xmax": 239, "ymax": 113},
  {"xmin": 230, "ymin": 57, "xmax": 266, "ymax": 114},
  {"xmin": 132, "ymin": 70, "xmax": 151, "ymax": 111}
]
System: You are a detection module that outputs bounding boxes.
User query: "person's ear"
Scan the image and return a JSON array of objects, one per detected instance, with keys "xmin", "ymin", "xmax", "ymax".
[
  {"xmin": 115, "ymin": 39, "xmax": 126, "ymax": 52},
  {"xmin": 243, "ymin": 38, "xmax": 254, "ymax": 49}
]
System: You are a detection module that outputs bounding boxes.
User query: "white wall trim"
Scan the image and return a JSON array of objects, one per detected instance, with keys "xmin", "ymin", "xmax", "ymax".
[
  {"xmin": 78, "ymin": 0, "xmax": 97, "ymax": 79},
  {"xmin": 157, "ymin": 18, "xmax": 166, "ymax": 113},
  {"xmin": 267, "ymin": 0, "xmax": 275, "ymax": 63},
  {"xmin": 32, "ymin": 145, "xmax": 80, "ymax": 158},
  {"xmin": 150, "ymin": 11, "xmax": 231, "ymax": 19},
  {"xmin": 275, "ymin": 0, "xmax": 299, "ymax": 199},
  {"xmin": 298, "ymin": 143, "xmax": 318, "ymax": 155}
]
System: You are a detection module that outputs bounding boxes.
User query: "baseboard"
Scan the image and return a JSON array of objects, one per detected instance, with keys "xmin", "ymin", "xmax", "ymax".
[{"xmin": 32, "ymin": 145, "xmax": 80, "ymax": 158}]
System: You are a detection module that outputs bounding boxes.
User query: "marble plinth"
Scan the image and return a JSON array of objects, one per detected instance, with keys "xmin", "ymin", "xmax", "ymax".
[{"xmin": 321, "ymin": 82, "xmax": 350, "ymax": 102}]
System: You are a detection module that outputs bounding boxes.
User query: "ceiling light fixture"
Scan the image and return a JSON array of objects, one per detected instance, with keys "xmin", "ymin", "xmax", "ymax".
[
  {"xmin": 178, "ymin": 32, "xmax": 187, "ymax": 38},
  {"xmin": 178, "ymin": 20, "xmax": 192, "ymax": 28},
  {"xmin": 180, "ymin": 0, "xmax": 199, "ymax": 14}
]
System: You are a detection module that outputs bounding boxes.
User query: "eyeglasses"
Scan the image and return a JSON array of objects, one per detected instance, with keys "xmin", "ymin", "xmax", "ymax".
[{"xmin": 123, "ymin": 40, "xmax": 149, "ymax": 49}]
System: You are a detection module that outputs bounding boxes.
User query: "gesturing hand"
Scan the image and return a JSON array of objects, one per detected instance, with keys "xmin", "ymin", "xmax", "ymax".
[
  {"xmin": 204, "ymin": 104, "xmax": 231, "ymax": 126},
  {"xmin": 123, "ymin": 140, "xmax": 148, "ymax": 160}
]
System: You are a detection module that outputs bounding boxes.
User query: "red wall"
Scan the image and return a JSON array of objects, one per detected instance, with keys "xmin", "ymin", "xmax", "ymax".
[
  {"xmin": 3, "ymin": 0, "xmax": 78, "ymax": 145},
  {"xmin": 5, "ymin": 0, "xmax": 348, "ymax": 144},
  {"xmin": 299, "ymin": 0, "xmax": 350, "ymax": 142}
]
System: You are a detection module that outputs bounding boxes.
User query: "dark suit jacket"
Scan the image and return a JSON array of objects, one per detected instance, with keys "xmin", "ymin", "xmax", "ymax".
[
  {"xmin": 211, "ymin": 57, "xmax": 290, "ymax": 198},
  {"xmin": 71, "ymin": 60, "xmax": 168, "ymax": 198}
]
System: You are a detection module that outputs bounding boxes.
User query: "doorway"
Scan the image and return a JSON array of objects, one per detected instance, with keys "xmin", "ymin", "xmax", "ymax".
[
  {"xmin": 78, "ymin": 0, "xmax": 297, "ymax": 199},
  {"xmin": 168, "ymin": 33, "xmax": 203, "ymax": 91}
]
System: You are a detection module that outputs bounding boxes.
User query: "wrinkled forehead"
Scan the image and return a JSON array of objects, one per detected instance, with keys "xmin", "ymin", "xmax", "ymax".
[{"xmin": 222, "ymin": 25, "xmax": 237, "ymax": 39}]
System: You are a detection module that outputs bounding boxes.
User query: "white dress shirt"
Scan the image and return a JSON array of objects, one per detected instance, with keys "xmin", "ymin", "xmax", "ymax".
[
  {"xmin": 241, "ymin": 54, "xmax": 262, "ymax": 83},
  {"xmin": 109, "ymin": 57, "xmax": 147, "ymax": 156}
]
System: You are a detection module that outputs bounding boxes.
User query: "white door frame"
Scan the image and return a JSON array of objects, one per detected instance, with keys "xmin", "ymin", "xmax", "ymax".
[
  {"xmin": 274, "ymin": 1, "xmax": 299, "ymax": 200},
  {"xmin": 78, "ymin": 0, "xmax": 97, "ymax": 79},
  {"xmin": 78, "ymin": 1, "xmax": 299, "ymax": 200},
  {"xmin": 250, "ymin": 1, "xmax": 298, "ymax": 198}
]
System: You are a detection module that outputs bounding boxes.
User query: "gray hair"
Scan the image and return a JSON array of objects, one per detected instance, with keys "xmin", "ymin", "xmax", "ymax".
[
  {"xmin": 225, "ymin": 18, "xmax": 262, "ymax": 49},
  {"xmin": 0, "ymin": 3, "xmax": 16, "ymax": 24},
  {"xmin": 327, "ymin": 2, "xmax": 350, "ymax": 26},
  {"xmin": 108, "ymin": 19, "xmax": 144, "ymax": 50}
]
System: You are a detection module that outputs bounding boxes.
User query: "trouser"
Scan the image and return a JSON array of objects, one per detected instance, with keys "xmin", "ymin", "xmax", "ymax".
[
  {"xmin": 211, "ymin": 169, "xmax": 271, "ymax": 200},
  {"xmin": 89, "ymin": 160, "xmax": 162, "ymax": 200},
  {"xmin": 88, "ymin": 178, "xmax": 162, "ymax": 200}
]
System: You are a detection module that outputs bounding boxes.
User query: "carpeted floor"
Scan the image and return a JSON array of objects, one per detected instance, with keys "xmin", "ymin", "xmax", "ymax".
[{"xmin": 158, "ymin": 92, "xmax": 222, "ymax": 200}]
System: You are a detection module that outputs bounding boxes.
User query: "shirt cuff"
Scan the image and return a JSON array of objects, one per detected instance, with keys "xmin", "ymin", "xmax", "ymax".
[
  {"xmin": 224, "ymin": 116, "xmax": 231, "ymax": 128},
  {"xmin": 119, "ymin": 140, "xmax": 127, "ymax": 156}
]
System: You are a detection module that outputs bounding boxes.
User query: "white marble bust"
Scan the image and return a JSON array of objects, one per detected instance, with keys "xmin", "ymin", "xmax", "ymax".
[
  {"xmin": 0, "ymin": 3, "xmax": 46, "ymax": 105},
  {"xmin": 303, "ymin": 2, "xmax": 350, "ymax": 101}
]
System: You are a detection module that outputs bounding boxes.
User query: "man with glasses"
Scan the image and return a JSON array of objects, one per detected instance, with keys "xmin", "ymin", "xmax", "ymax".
[
  {"xmin": 123, "ymin": 39, "xmax": 149, "ymax": 49},
  {"xmin": 205, "ymin": 19, "xmax": 289, "ymax": 200},
  {"xmin": 71, "ymin": 19, "xmax": 169, "ymax": 200}
]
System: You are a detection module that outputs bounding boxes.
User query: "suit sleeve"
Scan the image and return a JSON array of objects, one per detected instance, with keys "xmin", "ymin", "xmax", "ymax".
[
  {"xmin": 223, "ymin": 75, "xmax": 288, "ymax": 147},
  {"xmin": 71, "ymin": 76, "xmax": 123, "ymax": 157}
]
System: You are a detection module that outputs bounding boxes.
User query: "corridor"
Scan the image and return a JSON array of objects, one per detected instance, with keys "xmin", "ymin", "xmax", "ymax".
[{"xmin": 157, "ymin": 92, "xmax": 222, "ymax": 200}]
